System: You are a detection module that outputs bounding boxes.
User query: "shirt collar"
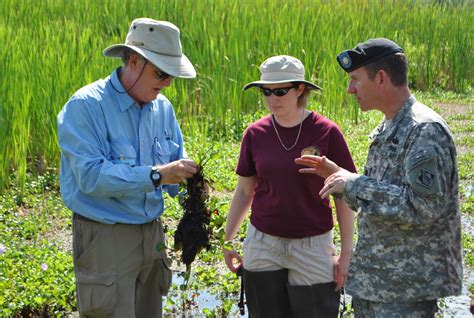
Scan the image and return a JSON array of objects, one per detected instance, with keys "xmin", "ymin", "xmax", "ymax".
[
  {"xmin": 108, "ymin": 67, "xmax": 137, "ymax": 112},
  {"xmin": 370, "ymin": 95, "xmax": 416, "ymax": 142}
]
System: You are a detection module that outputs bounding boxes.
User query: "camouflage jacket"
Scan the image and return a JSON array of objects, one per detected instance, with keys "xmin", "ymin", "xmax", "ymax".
[{"xmin": 344, "ymin": 96, "xmax": 462, "ymax": 302}]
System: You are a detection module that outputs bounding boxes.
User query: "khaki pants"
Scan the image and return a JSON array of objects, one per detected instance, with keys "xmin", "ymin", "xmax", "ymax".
[
  {"xmin": 72, "ymin": 214, "xmax": 172, "ymax": 318},
  {"xmin": 243, "ymin": 224, "xmax": 336, "ymax": 286}
]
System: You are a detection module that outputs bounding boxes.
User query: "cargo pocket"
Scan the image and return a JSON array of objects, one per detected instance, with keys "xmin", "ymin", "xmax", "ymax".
[
  {"xmin": 157, "ymin": 255, "xmax": 173, "ymax": 295},
  {"xmin": 153, "ymin": 139, "xmax": 179, "ymax": 165},
  {"xmin": 76, "ymin": 271, "xmax": 117, "ymax": 315}
]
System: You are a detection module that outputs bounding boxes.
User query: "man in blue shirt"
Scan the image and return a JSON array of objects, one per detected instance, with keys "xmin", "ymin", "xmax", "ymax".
[{"xmin": 57, "ymin": 18, "xmax": 198, "ymax": 317}]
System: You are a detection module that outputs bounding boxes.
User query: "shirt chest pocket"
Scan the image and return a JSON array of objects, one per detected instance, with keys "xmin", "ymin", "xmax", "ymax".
[
  {"xmin": 153, "ymin": 139, "xmax": 179, "ymax": 165},
  {"xmin": 110, "ymin": 142, "xmax": 137, "ymax": 167},
  {"xmin": 366, "ymin": 149, "xmax": 401, "ymax": 183}
]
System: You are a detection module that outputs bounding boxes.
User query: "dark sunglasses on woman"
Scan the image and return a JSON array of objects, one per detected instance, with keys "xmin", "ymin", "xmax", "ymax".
[{"xmin": 260, "ymin": 83, "xmax": 299, "ymax": 97}]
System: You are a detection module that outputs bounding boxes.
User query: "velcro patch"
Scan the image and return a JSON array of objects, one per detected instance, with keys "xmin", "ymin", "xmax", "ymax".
[
  {"xmin": 417, "ymin": 169, "xmax": 435, "ymax": 189},
  {"xmin": 406, "ymin": 146, "xmax": 441, "ymax": 196}
]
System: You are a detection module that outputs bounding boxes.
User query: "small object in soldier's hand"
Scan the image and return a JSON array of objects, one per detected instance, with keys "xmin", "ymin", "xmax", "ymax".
[{"xmin": 301, "ymin": 146, "xmax": 320, "ymax": 156}]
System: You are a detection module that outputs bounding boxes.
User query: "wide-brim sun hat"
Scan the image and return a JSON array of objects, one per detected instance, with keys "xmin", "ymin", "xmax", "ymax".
[
  {"xmin": 103, "ymin": 18, "xmax": 196, "ymax": 78},
  {"xmin": 243, "ymin": 55, "xmax": 322, "ymax": 91}
]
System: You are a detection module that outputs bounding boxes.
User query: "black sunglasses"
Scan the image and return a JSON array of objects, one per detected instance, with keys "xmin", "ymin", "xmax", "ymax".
[
  {"xmin": 142, "ymin": 60, "xmax": 173, "ymax": 81},
  {"xmin": 155, "ymin": 68, "xmax": 173, "ymax": 81},
  {"xmin": 260, "ymin": 84, "xmax": 299, "ymax": 97}
]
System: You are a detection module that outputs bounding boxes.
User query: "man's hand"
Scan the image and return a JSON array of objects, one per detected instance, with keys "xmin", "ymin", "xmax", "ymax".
[
  {"xmin": 319, "ymin": 169, "xmax": 356, "ymax": 199},
  {"xmin": 295, "ymin": 155, "xmax": 340, "ymax": 179},
  {"xmin": 156, "ymin": 159, "xmax": 198, "ymax": 185},
  {"xmin": 223, "ymin": 247, "xmax": 243, "ymax": 273}
]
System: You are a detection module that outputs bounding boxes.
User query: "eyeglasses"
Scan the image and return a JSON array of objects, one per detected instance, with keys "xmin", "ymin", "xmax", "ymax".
[
  {"xmin": 260, "ymin": 84, "xmax": 298, "ymax": 97},
  {"xmin": 155, "ymin": 68, "xmax": 173, "ymax": 81},
  {"xmin": 141, "ymin": 60, "xmax": 174, "ymax": 81}
]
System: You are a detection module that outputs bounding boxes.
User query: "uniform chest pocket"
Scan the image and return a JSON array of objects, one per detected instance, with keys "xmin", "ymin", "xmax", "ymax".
[
  {"xmin": 366, "ymin": 158, "xmax": 397, "ymax": 182},
  {"xmin": 110, "ymin": 142, "xmax": 136, "ymax": 166},
  {"xmin": 153, "ymin": 139, "xmax": 179, "ymax": 165},
  {"xmin": 380, "ymin": 159, "xmax": 395, "ymax": 180}
]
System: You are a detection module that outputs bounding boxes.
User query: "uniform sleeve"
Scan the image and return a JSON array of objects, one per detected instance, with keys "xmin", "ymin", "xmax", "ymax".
[
  {"xmin": 235, "ymin": 127, "xmax": 257, "ymax": 177},
  {"xmin": 57, "ymin": 98, "xmax": 153, "ymax": 198},
  {"xmin": 344, "ymin": 123, "xmax": 455, "ymax": 225}
]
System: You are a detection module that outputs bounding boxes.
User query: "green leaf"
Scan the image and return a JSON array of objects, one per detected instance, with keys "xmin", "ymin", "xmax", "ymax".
[{"xmin": 155, "ymin": 241, "xmax": 167, "ymax": 253}]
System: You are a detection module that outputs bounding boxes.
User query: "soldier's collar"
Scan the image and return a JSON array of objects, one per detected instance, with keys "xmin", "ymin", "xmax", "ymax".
[{"xmin": 370, "ymin": 96, "xmax": 416, "ymax": 142}]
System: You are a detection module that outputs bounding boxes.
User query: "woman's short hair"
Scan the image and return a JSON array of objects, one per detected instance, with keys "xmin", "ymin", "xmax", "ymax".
[{"xmin": 297, "ymin": 84, "xmax": 311, "ymax": 108}]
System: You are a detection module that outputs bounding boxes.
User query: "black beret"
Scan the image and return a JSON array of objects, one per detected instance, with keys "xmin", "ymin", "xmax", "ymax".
[{"xmin": 337, "ymin": 38, "xmax": 404, "ymax": 72}]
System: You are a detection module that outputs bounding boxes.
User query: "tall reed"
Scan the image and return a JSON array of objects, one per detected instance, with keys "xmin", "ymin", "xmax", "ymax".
[{"xmin": 0, "ymin": 0, "xmax": 472, "ymax": 190}]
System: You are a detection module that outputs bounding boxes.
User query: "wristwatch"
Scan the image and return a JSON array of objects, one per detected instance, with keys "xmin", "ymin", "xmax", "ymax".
[{"xmin": 150, "ymin": 166, "xmax": 162, "ymax": 187}]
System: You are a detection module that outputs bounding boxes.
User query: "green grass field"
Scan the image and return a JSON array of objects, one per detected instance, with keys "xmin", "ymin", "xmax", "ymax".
[{"xmin": 1, "ymin": 0, "xmax": 472, "ymax": 191}]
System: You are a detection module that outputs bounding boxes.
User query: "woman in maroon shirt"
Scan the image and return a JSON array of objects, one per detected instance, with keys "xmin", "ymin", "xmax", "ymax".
[{"xmin": 223, "ymin": 55, "xmax": 356, "ymax": 317}]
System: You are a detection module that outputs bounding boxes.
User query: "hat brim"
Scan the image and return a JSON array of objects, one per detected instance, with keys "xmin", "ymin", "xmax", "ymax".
[
  {"xmin": 103, "ymin": 44, "xmax": 196, "ymax": 79},
  {"xmin": 243, "ymin": 79, "xmax": 322, "ymax": 91}
]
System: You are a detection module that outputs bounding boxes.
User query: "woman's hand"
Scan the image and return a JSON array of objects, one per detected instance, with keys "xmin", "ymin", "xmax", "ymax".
[
  {"xmin": 333, "ymin": 253, "xmax": 351, "ymax": 291},
  {"xmin": 223, "ymin": 247, "xmax": 243, "ymax": 273}
]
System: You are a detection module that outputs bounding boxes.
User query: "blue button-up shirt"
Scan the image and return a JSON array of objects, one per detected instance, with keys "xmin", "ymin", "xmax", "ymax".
[{"xmin": 57, "ymin": 68, "xmax": 185, "ymax": 224}]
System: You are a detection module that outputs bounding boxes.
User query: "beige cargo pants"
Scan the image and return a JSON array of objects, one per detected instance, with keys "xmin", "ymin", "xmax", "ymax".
[
  {"xmin": 243, "ymin": 224, "xmax": 336, "ymax": 285},
  {"xmin": 72, "ymin": 214, "xmax": 172, "ymax": 318}
]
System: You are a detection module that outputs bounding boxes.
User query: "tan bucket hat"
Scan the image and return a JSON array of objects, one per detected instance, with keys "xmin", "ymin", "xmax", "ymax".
[
  {"xmin": 103, "ymin": 18, "xmax": 196, "ymax": 78},
  {"xmin": 243, "ymin": 55, "xmax": 321, "ymax": 90}
]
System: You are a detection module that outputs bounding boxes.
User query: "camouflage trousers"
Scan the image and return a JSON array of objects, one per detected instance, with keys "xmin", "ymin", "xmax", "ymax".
[{"xmin": 352, "ymin": 297, "xmax": 438, "ymax": 318}]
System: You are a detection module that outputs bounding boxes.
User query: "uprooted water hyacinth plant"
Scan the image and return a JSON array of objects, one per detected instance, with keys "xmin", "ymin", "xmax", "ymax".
[{"xmin": 174, "ymin": 150, "xmax": 219, "ymax": 282}]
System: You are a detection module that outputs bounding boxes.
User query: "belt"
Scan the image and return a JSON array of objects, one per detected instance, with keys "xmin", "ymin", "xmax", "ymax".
[
  {"xmin": 73, "ymin": 213, "xmax": 157, "ymax": 225},
  {"xmin": 73, "ymin": 213, "xmax": 100, "ymax": 224}
]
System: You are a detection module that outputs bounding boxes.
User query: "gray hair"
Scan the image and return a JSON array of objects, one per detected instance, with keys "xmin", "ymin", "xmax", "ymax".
[{"xmin": 121, "ymin": 48, "xmax": 145, "ymax": 66}]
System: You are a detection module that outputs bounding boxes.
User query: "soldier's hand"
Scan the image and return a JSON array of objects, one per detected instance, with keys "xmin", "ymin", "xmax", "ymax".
[
  {"xmin": 320, "ymin": 169, "xmax": 355, "ymax": 199},
  {"xmin": 295, "ymin": 155, "xmax": 340, "ymax": 179},
  {"xmin": 157, "ymin": 159, "xmax": 198, "ymax": 185}
]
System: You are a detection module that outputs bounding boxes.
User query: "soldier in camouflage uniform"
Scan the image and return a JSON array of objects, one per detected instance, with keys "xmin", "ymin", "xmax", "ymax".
[{"xmin": 295, "ymin": 38, "xmax": 462, "ymax": 317}]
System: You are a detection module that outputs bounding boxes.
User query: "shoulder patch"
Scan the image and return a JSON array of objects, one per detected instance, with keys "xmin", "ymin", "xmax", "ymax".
[
  {"xmin": 416, "ymin": 168, "xmax": 435, "ymax": 189},
  {"xmin": 406, "ymin": 147, "xmax": 441, "ymax": 196}
]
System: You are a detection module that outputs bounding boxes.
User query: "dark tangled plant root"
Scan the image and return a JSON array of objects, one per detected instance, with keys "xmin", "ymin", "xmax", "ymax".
[{"xmin": 174, "ymin": 167, "xmax": 211, "ymax": 270}]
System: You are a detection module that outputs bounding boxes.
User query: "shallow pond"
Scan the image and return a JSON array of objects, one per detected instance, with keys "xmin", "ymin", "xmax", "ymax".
[{"xmin": 163, "ymin": 268, "xmax": 473, "ymax": 317}]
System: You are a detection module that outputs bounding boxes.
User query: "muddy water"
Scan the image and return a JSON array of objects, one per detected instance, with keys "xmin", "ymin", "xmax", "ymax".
[
  {"xmin": 163, "ymin": 213, "xmax": 474, "ymax": 316},
  {"xmin": 164, "ymin": 269, "xmax": 473, "ymax": 317}
]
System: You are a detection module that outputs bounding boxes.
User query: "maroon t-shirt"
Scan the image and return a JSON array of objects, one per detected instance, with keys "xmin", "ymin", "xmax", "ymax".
[{"xmin": 236, "ymin": 111, "xmax": 357, "ymax": 238}]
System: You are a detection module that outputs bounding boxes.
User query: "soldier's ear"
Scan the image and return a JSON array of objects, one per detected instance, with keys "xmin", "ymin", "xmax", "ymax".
[{"xmin": 376, "ymin": 70, "xmax": 386, "ymax": 85}]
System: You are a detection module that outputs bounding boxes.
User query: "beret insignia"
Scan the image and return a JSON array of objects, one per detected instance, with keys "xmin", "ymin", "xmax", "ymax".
[{"xmin": 337, "ymin": 51, "xmax": 352, "ymax": 69}]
